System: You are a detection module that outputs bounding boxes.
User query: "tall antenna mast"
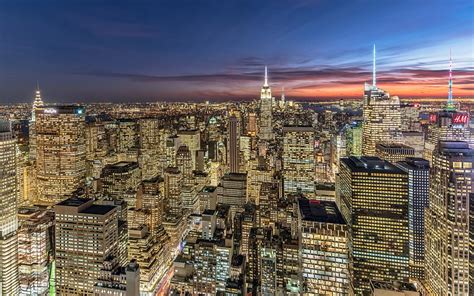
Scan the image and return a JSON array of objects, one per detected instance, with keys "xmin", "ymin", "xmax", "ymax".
[
  {"xmin": 373, "ymin": 44, "xmax": 376, "ymax": 87},
  {"xmin": 447, "ymin": 49, "xmax": 454, "ymax": 110},
  {"xmin": 264, "ymin": 66, "xmax": 268, "ymax": 87}
]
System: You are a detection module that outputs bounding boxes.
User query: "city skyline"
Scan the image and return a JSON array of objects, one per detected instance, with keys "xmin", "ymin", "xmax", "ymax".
[{"xmin": 1, "ymin": 0, "xmax": 473, "ymax": 103}]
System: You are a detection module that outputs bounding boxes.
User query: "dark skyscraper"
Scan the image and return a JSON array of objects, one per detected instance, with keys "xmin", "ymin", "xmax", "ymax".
[
  {"xmin": 396, "ymin": 157, "xmax": 430, "ymax": 279},
  {"xmin": 339, "ymin": 156, "xmax": 409, "ymax": 294},
  {"xmin": 228, "ymin": 115, "xmax": 240, "ymax": 173}
]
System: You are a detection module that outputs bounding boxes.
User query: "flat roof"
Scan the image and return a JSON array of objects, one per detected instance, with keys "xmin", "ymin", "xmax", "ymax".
[
  {"xmin": 341, "ymin": 156, "xmax": 405, "ymax": 174},
  {"xmin": 81, "ymin": 204, "xmax": 116, "ymax": 215},
  {"xmin": 298, "ymin": 198, "xmax": 346, "ymax": 225},
  {"xmin": 56, "ymin": 196, "xmax": 91, "ymax": 207}
]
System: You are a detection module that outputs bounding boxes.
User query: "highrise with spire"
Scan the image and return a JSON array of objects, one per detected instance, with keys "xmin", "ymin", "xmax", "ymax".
[
  {"xmin": 423, "ymin": 52, "xmax": 471, "ymax": 163},
  {"xmin": 258, "ymin": 66, "xmax": 273, "ymax": 141},
  {"xmin": 29, "ymin": 84, "xmax": 44, "ymax": 161},
  {"xmin": 446, "ymin": 50, "xmax": 456, "ymax": 111},
  {"xmin": 362, "ymin": 45, "xmax": 402, "ymax": 156}
]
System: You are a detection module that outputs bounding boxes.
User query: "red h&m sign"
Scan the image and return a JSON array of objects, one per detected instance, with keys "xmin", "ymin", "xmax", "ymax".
[{"xmin": 452, "ymin": 113, "xmax": 469, "ymax": 125}]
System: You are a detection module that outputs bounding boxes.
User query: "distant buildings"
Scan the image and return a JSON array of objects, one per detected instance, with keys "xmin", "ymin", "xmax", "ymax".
[{"xmin": 3, "ymin": 49, "xmax": 471, "ymax": 296}]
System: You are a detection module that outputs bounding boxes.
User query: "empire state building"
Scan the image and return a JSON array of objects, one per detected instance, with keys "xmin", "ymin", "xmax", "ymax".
[{"xmin": 258, "ymin": 66, "xmax": 273, "ymax": 140}]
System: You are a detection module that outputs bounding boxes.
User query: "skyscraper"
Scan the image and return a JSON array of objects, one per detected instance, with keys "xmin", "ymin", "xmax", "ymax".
[
  {"xmin": 164, "ymin": 167, "xmax": 183, "ymax": 216},
  {"xmin": 424, "ymin": 141, "xmax": 472, "ymax": 295},
  {"xmin": 29, "ymin": 84, "xmax": 44, "ymax": 161},
  {"xmin": 176, "ymin": 145, "xmax": 194, "ymax": 185},
  {"xmin": 339, "ymin": 156, "xmax": 409, "ymax": 294},
  {"xmin": 396, "ymin": 157, "xmax": 430, "ymax": 279},
  {"xmin": 0, "ymin": 120, "xmax": 19, "ymax": 295},
  {"xmin": 423, "ymin": 55, "xmax": 471, "ymax": 165},
  {"xmin": 258, "ymin": 67, "xmax": 273, "ymax": 141},
  {"xmin": 362, "ymin": 45, "xmax": 402, "ymax": 156},
  {"xmin": 35, "ymin": 105, "xmax": 86, "ymax": 205},
  {"xmin": 138, "ymin": 118, "xmax": 161, "ymax": 180},
  {"xmin": 17, "ymin": 207, "xmax": 54, "ymax": 295},
  {"xmin": 345, "ymin": 121, "xmax": 362, "ymax": 156},
  {"xmin": 298, "ymin": 198, "xmax": 350, "ymax": 295},
  {"xmin": 228, "ymin": 115, "xmax": 240, "ymax": 173},
  {"xmin": 282, "ymin": 126, "xmax": 315, "ymax": 197},
  {"xmin": 55, "ymin": 197, "xmax": 119, "ymax": 295}
]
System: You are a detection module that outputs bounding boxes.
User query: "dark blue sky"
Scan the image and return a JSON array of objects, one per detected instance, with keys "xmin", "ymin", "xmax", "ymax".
[{"xmin": 1, "ymin": 0, "xmax": 472, "ymax": 102}]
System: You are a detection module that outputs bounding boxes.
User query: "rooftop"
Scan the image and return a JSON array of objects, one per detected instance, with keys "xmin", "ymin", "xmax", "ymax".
[
  {"xmin": 341, "ymin": 156, "xmax": 405, "ymax": 174},
  {"xmin": 81, "ymin": 204, "xmax": 116, "ymax": 215},
  {"xmin": 371, "ymin": 280, "xmax": 418, "ymax": 292},
  {"xmin": 397, "ymin": 157, "xmax": 430, "ymax": 170},
  {"xmin": 438, "ymin": 141, "xmax": 473, "ymax": 156},
  {"xmin": 298, "ymin": 198, "xmax": 346, "ymax": 225}
]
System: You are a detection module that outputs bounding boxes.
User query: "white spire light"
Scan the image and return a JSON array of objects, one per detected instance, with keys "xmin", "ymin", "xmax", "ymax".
[
  {"xmin": 373, "ymin": 44, "xmax": 376, "ymax": 87},
  {"xmin": 264, "ymin": 66, "xmax": 268, "ymax": 87}
]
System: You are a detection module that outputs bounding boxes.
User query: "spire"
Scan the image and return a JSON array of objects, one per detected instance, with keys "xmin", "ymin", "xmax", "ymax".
[
  {"xmin": 32, "ymin": 82, "xmax": 44, "ymax": 122},
  {"xmin": 372, "ymin": 44, "xmax": 376, "ymax": 87},
  {"xmin": 281, "ymin": 87, "xmax": 285, "ymax": 101},
  {"xmin": 264, "ymin": 66, "xmax": 268, "ymax": 87},
  {"xmin": 446, "ymin": 50, "xmax": 455, "ymax": 110}
]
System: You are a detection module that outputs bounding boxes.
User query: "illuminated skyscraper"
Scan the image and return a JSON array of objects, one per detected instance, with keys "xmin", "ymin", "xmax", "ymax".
[
  {"xmin": 117, "ymin": 119, "xmax": 138, "ymax": 153},
  {"xmin": 164, "ymin": 167, "xmax": 183, "ymax": 216},
  {"xmin": 29, "ymin": 84, "xmax": 44, "ymax": 161},
  {"xmin": 17, "ymin": 207, "xmax": 54, "ymax": 295},
  {"xmin": 282, "ymin": 126, "xmax": 315, "ymax": 197},
  {"xmin": 362, "ymin": 45, "xmax": 401, "ymax": 156},
  {"xmin": 35, "ymin": 105, "xmax": 86, "ymax": 205},
  {"xmin": 339, "ymin": 156, "xmax": 409, "ymax": 294},
  {"xmin": 424, "ymin": 141, "xmax": 472, "ymax": 295},
  {"xmin": 228, "ymin": 115, "xmax": 240, "ymax": 173},
  {"xmin": 101, "ymin": 161, "xmax": 141, "ymax": 207},
  {"xmin": 0, "ymin": 120, "xmax": 19, "ymax": 295},
  {"xmin": 298, "ymin": 198, "xmax": 350, "ymax": 295},
  {"xmin": 216, "ymin": 173, "xmax": 247, "ymax": 218},
  {"xmin": 247, "ymin": 112, "xmax": 257, "ymax": 136},
  {"xmin": 396, "ymin": 158, "xmax": 430, "ymax": 279},
  {"xmin": 176, "ymin": 145, "xmax": 194, "ymax": 185},
  {"xmin": 55, "ymin": 197, "xmax": 118, "ymax": 295},
  {"xmin": 259, "ymin": 67, "xmax": 273, "ymax": 140},
  {"xmin": 177, "ymin": 129, "xmax": 201, "ymax": 170},
  {"xmin": 138, "ymin": 118, "xmax": 161, "ymax": 180},
  {"xmin": 345, "ymin": 121, "xmax": 362, "ymax": 156}
]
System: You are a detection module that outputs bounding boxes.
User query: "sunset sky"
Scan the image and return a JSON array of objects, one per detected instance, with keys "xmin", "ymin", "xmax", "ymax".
[{"xmin": 0, "ymin": 0, "xmax": 472, "ymax": 103}]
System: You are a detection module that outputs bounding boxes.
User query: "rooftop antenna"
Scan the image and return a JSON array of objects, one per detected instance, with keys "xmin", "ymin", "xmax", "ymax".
[
  {"xmin": 447, "ymin": 49, "xmax": 455, "ymax": 110},
  {"xmin": 264, "ymin": 66, "xmax": 268, "ymax": 87},
  {"xmin": 372, "ymin": 44, "xmax": 376, "ymax": 87}
]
